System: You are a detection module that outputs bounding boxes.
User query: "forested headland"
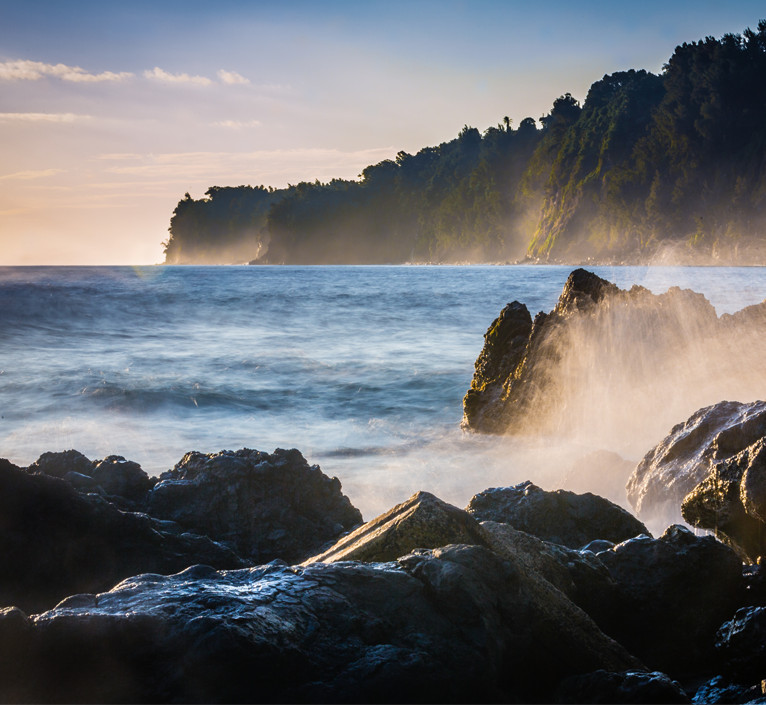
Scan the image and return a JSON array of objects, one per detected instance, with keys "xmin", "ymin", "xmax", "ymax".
[{"xmin": 163, "ymin": 21, "xmax": 766, "ymax": 265}]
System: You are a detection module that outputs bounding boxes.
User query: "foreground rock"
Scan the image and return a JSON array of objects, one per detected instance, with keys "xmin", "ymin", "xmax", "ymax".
[
  {"xmin": 594, "ymin": 526, "xmax": 743, "ymax": 675},
  {"xmin": 305, "ymin": 490, "xmax": 488, "ymax": 563},
  {"xmin": 0, "ymin": 459, "xmax": 243, "ymax": 613},
  {"xmin": 465, "ymin": 481, "xmax": 648, "ymax": 548},
  {"xmin": 555, "ymin": 670, "xmax": 690, "ymax": 704},
  {"xmin": 147, "ymin": 448, "xmax": 362, "ymax": 563},
  {"xmin": 0, "ymin": 546, "xmax": 642, "ymax": 703},
  {"xmin": 463, "ymin": 269, "xmax": 766, "ymax": 456}
]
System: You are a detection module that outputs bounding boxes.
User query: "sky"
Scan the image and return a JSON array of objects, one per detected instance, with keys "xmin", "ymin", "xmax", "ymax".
[{"xmin": 0, "ymin": 0, "xmax": 764, "ymax": 265}]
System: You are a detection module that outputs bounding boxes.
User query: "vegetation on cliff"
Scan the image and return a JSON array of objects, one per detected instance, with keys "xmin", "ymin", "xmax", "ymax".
[{"xmin": 164, "ymin": 21, "xmax": 766, "ymax": 265}]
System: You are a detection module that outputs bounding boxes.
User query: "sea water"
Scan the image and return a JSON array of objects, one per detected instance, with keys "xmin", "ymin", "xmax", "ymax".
[{"xmin": 2, "ymin": 264, "xmax": 766, "ymax": 521}]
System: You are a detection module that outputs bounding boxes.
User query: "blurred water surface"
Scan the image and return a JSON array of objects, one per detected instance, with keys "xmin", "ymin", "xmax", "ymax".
[{"xmin": 2, "ymin": 264, "xmax": 765, "ymax": 519}]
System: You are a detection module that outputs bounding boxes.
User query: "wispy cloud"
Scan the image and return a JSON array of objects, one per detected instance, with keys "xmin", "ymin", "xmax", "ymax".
[
  {"xmin": 0, "ymin": 59, "xmax": 132, "ymax": 82},
  {"xmin": 212, "ymin": 119, "xmax": 261, "ymax": 128},
  {"xmin": 0, "ymin": 169, "xmax": 64, "ymax": 181},
  {"xmin": 143, "ymin": 67, "xmax": 212, "ymax": 86},
  {"xmin": 0, "ymin": 112, "xmax": 89, "ymax": 122},
  {"xmin": 217, "ymin": 69, "xmax": 250, "ymax": 85}
]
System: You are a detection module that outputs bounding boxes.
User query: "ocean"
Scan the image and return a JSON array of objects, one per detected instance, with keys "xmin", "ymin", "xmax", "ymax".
[{"xmin": 3, "ymin": 264, "xmax": 766, "ymax": 523}]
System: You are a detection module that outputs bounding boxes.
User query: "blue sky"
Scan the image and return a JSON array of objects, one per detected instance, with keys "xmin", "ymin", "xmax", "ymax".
[{"xmin": 0, "ymin": 0, "xmax": 763, "ymax": 263}]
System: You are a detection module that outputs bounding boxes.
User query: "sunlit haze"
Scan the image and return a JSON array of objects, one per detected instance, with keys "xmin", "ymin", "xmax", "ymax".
[{"xmin": 1, "ymin": 0, "xmax": 763, "ymax": 264}]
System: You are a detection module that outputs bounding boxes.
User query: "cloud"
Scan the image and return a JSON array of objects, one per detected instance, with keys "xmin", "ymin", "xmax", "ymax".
[
  {"xmin": 212, "ymin": 119, "xmax": 261, "ymax": 128},
  {"xmin": 0, "ymin": 169, "xmax": 64, "ymax": 181},
  {"xmin": 0, "ymin": 112, "xmax": 89, "ymax": 122},
  {"xmin": 0, "ymin": 59, "xmax": 132, "ymax": 82},
  {"xmin": 143, "ymin": 67, "xmax": 212, "ymax": 86},
  {"xmin": 217, "ymin": 69, "xmax": 250, "ymax": 85}
]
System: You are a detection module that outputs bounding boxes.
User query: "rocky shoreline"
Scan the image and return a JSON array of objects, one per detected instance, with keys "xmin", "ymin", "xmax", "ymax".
[{"xmin": 3, "ymin": 268, "xmax": 766, "ymax": 703}]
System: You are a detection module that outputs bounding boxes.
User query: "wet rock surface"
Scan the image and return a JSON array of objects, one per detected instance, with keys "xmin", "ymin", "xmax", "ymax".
[
  {"xmin": 0, "ymin": 458, "xmax": 243, "ymax": 613},
  {"xmin": 147, "ymin": 448, "xmax": 363, "ymax": 563},
  {"xmin": 465, "ymin": 480, "xmax": 649, "ymax": 548},
  {"xmin": 628, "ymin": 400, "xmax": 766, "ymax": 527},
  {"xmin": 0, "ymin": 545, "xmax": 641, "ymax": 704}
]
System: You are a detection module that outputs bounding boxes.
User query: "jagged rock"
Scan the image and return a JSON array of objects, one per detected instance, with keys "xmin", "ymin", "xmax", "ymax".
[
  {"xmin": 0, "ymin": 545, "xmax": 642, "ymax": 703},
  {"xmin": 465, "ymin": 481, "xmax": 648, "ymax": 548},
  {"xmin": 628, "ymin": 400, "xmax": 766, "ymax": 527},
  {"xmin": 561, "ymin": 450, "xmax": 636, "ymax": 506},
  {"xmin": 27, "ymin": 449, "xmax": 93, "ymax": 479},
  {"xmin": 147, "ymin": 448, "xmax": 362, "ymax": 563},
  {"xmin": 462, "ymin": 301, "xmax": 533, "ymax": 433},
  {"xmin": 555, "ymin": 669, "xmax": 690, "ymax": 704},
  {"xmin": 304, "ymin": 490, "xmax": 489, "ymax": 564},
  {"xmin": 0, "ymin": 458, "xmax": 243, "ymax": 613},
  {"xmin": 26, "ymin": 449, "xmax": 156, "ymax": 510},
  {"xmin": 463, "ymin": 269, "xmax": 766, "ymax": 459},
  {"xmin": 595, "ymin": 525, "xmax": 743, "ymax": 674},
  {"xmin": 715, "ymin": 606, "xmax": 766, "ymax": 682}
]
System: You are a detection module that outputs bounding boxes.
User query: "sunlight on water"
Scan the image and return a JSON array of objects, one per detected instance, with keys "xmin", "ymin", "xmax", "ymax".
[{"xmin": 2, "ymin": 265, "xmax": 766, "ymax": 523}]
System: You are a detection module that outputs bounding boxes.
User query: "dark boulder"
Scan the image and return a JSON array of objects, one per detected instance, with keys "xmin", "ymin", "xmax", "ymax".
[
  {"xmin": 715, "ymin": 606, "xmax": 766, "ymax": 683},
  {"xmin": 90, "ymin": 455, "xmax": 155, "ymax": 505},
  {"xmin": 555, "ymin": 669, "xmax": 689, "ymax": 704},
  {"xmin": 147, "ymin": 448, "xmax": 362, "ymax": 563},
  {"xmin": 596, "ymin": 525, "xmax": 743, "ymax": 675},
  {"xmin": 26, "ymin": 449, "xmax": 156, "ymax": 510},
  {"xmin": 0, "ymin": 545, "xmax": 642, "ymax": 703},
  {"xmin": 0, "ymin": 458, "xmax": 243, "ymax": 613},
  {"xmin": 628, "ymin": 400, "xmax": 766, "ymax": 527},
  {"xmin": 465, "ymin": 481, "xmax": 648, "ymax": 548},
  {"xmin": 305, "ymin": 490, "xmax": 488, "ymax": 563}
]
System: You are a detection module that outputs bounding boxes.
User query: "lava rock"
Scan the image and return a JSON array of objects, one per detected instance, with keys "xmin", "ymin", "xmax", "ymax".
[
  {"xmin": 628, "ymin": 400, "xmax": 766, "ymax": 526},
  {"xmin": 555, "ymin": 669, "xmax": 690, "ymax": 703},
  {"xmin": 465, "ymin": 481, "xmax": 648, "ymax": 548},
  {"xmin": 0, "ymin": 458, "xmax": 243, "ymax": 613},
  {"xmin": 0, "ymin": 545, "xmax": 642, "ymax": 703},
  {"xmin": 147, "ymin": 448, "xmax": 363, "ymax": 563},
  {"xmin": 596, "ymin": 525, "xmax": 743, "ymax": 675},
  {"xmin": 27, "ymin": 449, "xmax": 94, "ymax": 479},
  {"xmin": 304, "ymin": 490, "xmax": 489, "ymax": 564}
]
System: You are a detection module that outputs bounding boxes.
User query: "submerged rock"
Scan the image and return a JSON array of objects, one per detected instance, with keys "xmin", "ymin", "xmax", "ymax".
[
  {"xmin": 0, "ymin": 545, "xmax": 642, "ymax": 703},
  {"xmin": 628, "ymin": 400, "xmax": 766, "ymax": 527},
  {"xmin": 304, "ymin": 490, "xmax": 488, "ymax": 564},
  {"xmin": 465, "ymin": 481, "xmax": 648, "ymax": 549},
  {"xmin": 0, "ymin": 458, "xmax": 243, "ymax": 613},
  {"xmin": 147, "ymin": 448, "xmax": 362, "ymax": 563},
  {"xmin": 463, "ymin": 269, "xmax": 766, "ymax": 458}
]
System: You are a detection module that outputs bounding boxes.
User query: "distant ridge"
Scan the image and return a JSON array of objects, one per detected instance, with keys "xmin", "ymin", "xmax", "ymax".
[{"xmin": 164, "ymin": 21, "xmax": 766, "ymax": 266}]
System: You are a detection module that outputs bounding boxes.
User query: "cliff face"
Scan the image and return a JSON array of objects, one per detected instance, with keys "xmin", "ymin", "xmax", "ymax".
[{"xmin": 463, "ymin": 269, "xmax": 766, "ymax": 454}]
